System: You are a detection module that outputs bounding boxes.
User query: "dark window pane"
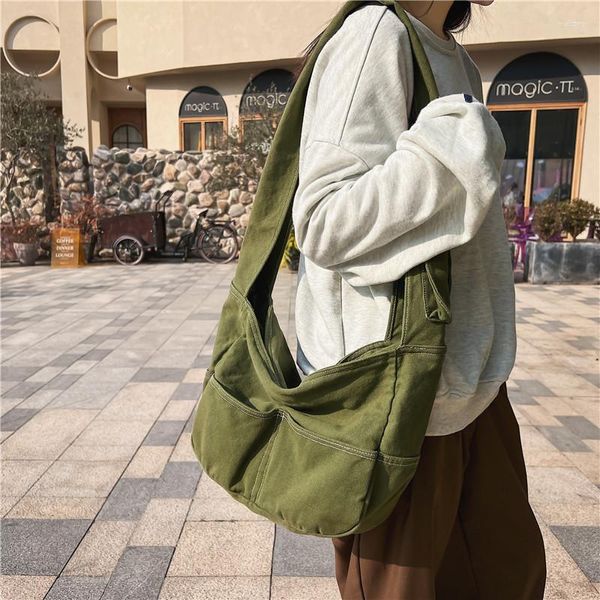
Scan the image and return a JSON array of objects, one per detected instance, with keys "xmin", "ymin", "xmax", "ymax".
[
  {"xmin": 183, "ymin": 123, "xmax": 201, "ymax": 151},
  {"xmin": 531, "ymin": 109, "xmax": 578, "ymax": 203},
  {"xmin": 204, "ymin": 121, "xmax": 224, "ymax": 149},
  {"xmin": 491, "ymin": 110, "xmax": 530, "ymax": 217},
  {"xmin": 492, "ymin": 110, "xmax": 530, "ymax": 159}
]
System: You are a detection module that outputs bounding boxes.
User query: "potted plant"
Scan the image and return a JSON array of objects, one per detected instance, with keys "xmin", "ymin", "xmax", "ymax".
[
  {"xmin": 1, "ymin": 220, "xmax": 40, "ymax": 265},
  {"xmin": 526, "ymin": 199, "xmax": 599, "ymax": 284},
  {"xmin": 60, "ymin": 195, "xmax": 112, "ymax": 262}
]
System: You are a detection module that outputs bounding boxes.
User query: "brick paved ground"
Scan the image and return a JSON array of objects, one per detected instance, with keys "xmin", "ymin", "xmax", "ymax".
[{"xmin": 0, "ymin": 261, "xmax": 598, "ymax": 600}]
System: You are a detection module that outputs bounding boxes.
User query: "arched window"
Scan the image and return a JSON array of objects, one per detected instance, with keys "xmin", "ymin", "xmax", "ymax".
[
  {"xmin": 239, "ymin": 69, "xmax": 294, "ymax": 146},
  {"xmin": 179, "ymin": 86, "xmax": 227, "ymax": 151},
  {"xmin": 112, "ymin": 124, "xmax": 143, "ymax": 150},
  {"xmin": 487, "ymin": 52, "xmax": 587, "ymax": 217}
]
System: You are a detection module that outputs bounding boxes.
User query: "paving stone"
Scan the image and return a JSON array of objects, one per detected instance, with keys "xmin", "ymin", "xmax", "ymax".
[
  {"xmin": 153, "ymin": 461, "xmax": 202, "ymax": 498},
  {"xmin": 0, "ymin": 518, "xmax": 91, "ymax": 575},
  {"xmin": 101, "ymin": 546, "xmax": 174, "ymax": 600},
  {"xmin": 527, "ymin": 466, "xmax": 600, "ymax": 507},
  {"xmin": 0, "ymin": 409, "xmax": 98, "ymax": 460},
  {"xmin": 579, "ymin": 372, "xmax": 600, "ymax": 388},
  {"xmin": 513, "ymin": 379, "xmax": 555, "ymax": 397},
  {"xmin": 49, "ymin": 380, "xmax": 126, "ymax": 410},
  {"xmin": 170, "ymin": 432, "xmax": 198, "ymax": 462},
  {"xmin": 160, "ymin": 400, "xmax": 196, "ymax": 421},
  {"xmin": 98, "ymin": 382, "xmax": 177, "ymax": 422},
  {"xmin": 60, "ymin": 445, "xmax": 137, "ymax": 462},
  {"xmin": 26, "ymin": 366, "xmax": 66, "ymax": 383},
  {"xmin": 272, "ymin": 525, "xmax": 336, "ymax": 577},
  {"xmin": 74, "ymin": 419, "xmax": 153, "ymax": 448},
  {"xmin": 159, "ymin": 576, "xmax": 270, "ymax": 599},
  {"xmin": 557, "ymin": 416, "xmax": 600, "ymax": 440},
  {"xmin": 7, "ymin": 497, "xmax": 104, "ymax": 520},
  {"xmin": 29, "ymin": 461, "xmax": 127, "ymax": 498},
  {"xmin": 97, "ymin": 478, "xmax": 156, "ymax": 521},
  {"xmin": 63, "ymin": 360, "xmax": 99, "ymax": 375},
  {"xmin": 0, "ymin": 460, "xmax": 52, "ymax": 497},
  {"xmin": 0, "ymin": 408, "xmax": 38, "ymax": 431},
  {"xmin": 2, "ymin": 381, "xmax": 46, "ymax": 399},
  {"xmin": 17, "ymin": 388, "xmax": 62, "ymax": 410},
  {"xmin": 538, "ymin": 426, "xmax": 592, "ymax": 453},
  {"xmin": 1, "ymin": 366, "xmax": 39, "ymax": 381},
  {"xmin": 0, "ymin": 496, "xmax": 21, "ymax": 518},
  {"xmin": 0, "ymin": 575, "xmax": 55, "ymax": 600},
  {"xmin": 271, "ymin": 576, "xmax": 340, "ymax": 600},
  {"xmin": 132, "ymin": 368, "xmax": 188, "ymax": 383},
  {"xmin": 83, "ymin": 349, "xmax": 112, "ymax": 361},
  {"xmin": 190, "ymin": 474, "xmax": 267, "ymax": 521},
  {"xmin": 192, "ymin": 354, "xmax": 212, "ymax": 368},
  {"xmin": 565, "ymin": 452, "xmax": 600, "ymax": 485},
  {"xmin": 129, "ymin": 499, "xmax": 190, "ymax": 546},
  {"xmin": 44, "ymin": 576, "xmax": 108, "ymax": 600},
  {"xmin": 143, "ymin": 420, "xmax": 186, "ymax": 446},
  {"xmin": 170, "ymin": 382, "xmax": 203, "ymax": 401},
  {"xmin": 124, "ymin": 446, "xmax": 173, "ymax": 479},
  {"xmin": 64, "ymin": 521, "xmax": 136, "ymax": 576},
  {"xmin": 44, "ymin": 374, "xmax": 82, "ymax": 390}
]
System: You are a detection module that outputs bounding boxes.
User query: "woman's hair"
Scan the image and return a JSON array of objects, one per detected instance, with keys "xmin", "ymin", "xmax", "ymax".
[{"xmin": 291, "ymin": 1, "xmax": 472, "ymax": 83}]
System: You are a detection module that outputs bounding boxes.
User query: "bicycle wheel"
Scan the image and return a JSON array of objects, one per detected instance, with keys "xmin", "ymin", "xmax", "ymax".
[{"xmin": 194, "ymin": 223, "xmax": 239, "ymax": 263}]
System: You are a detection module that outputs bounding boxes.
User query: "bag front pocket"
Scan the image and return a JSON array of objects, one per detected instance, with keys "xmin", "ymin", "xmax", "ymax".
[
  {"xmin": 254, "ymin": 411, "xmax": 377, "ymax": 537},
  {"xmin": 192, "ymin": 374, "xmax": 278, "ymax": 499}
]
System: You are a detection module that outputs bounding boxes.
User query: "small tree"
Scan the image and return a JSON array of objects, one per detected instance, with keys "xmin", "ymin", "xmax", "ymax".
[
  {"xmin": 0, "ymin": 72, "xmax": 82, "ymax": 224},
  {"xmin": 559, "ymin": 199, "xmax": 599, "ymax": 242},
  {"xmin": 223, "ymin": 80, "xmax": 287, "ymax": 161}
]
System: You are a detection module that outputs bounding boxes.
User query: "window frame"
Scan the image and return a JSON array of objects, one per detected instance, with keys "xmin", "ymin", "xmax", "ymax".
[
  {"xmin": 488, "ymin": 101, "xmax": 587, "ymax": 214},
  {"xmin": 178, "ymin": 117, "xmax": 228, "ymax": 151}
]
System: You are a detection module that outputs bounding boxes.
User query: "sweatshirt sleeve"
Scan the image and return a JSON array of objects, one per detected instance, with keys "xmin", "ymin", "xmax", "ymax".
[{"xmin": 292, "ymin": 5, "xmax": 507, "ymax": 287}]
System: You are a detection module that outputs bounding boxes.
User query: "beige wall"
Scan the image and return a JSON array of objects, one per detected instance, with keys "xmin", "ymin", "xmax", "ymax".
[{"xmin": 1, "ymin": 0, "xmax": 599, "ymax": 203}]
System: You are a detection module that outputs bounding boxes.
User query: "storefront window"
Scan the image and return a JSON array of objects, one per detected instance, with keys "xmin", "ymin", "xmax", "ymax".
[
  {"xmin": 531, "ymin": 109, "xmax": 578, "ymax": 204},
  {"xmin": 488, "ymin": 52, "xmax": 587, "ymax": 218},
  {"xmin": 179, "ymin": 86, "xmax": 227, "ymax": 151},
  {"xmin": 239, "ymin": 69, "xmax": 294, "ymax": 145},
  {"xmin": 493, "ymin": 110, "xmax": 529, "ymax": 217},
  {"xmin": 181, "ymin": 120, "xmax": 224, "ymax": 151}
]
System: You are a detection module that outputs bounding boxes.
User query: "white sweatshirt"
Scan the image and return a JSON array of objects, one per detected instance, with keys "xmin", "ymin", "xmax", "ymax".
[{"xmin": 291, "ymin": 4, "xmax": 517, "ymax": 436}]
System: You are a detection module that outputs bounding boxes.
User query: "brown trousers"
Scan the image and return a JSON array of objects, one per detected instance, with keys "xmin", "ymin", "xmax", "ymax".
[{"xmin": 332, "ymin": 383, "xmax": 547, "ymax": 600}]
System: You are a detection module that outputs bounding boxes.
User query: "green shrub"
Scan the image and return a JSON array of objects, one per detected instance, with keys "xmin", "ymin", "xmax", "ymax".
[
  {"xmin": 532, "ymin": 200, "xmax": 563, "ymax": 242},
  {"xmin": 559, "ymin": 198, "xmax": 599, "ymax": 242}
]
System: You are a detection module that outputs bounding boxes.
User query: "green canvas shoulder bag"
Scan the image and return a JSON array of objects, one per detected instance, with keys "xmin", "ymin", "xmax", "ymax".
[{"xmin": 191, "ymin": 0, "xmax": 451, "ymax": 537}]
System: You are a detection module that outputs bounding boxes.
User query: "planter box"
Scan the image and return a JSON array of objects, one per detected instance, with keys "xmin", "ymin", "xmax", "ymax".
[{"xmin": 525, "ymin": 240, "xmax": 600, "ymax": 284}]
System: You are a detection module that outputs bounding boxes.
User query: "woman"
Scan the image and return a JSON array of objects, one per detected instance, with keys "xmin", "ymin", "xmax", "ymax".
[{"xmin": 291, "ymin": 1, "xmax": 547, "ymax": 598}]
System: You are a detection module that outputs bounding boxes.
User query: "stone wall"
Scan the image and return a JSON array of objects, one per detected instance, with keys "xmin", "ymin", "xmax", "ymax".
[
  {"xmin": 0, "ymin": 151, "xmax": 47, "ymax": 224},
  {"xmin": 90, "ymin": 145, "xmax": 256, "ymax": 241},
  {"xmin": 2, "ymin": 145, "xmax": 260, "ymax": 243}
]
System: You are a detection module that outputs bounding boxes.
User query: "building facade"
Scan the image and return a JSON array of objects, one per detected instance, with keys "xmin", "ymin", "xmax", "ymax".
[{"xmin": 2, "ymin": 0, "xmax": 599, "ymax": 214}]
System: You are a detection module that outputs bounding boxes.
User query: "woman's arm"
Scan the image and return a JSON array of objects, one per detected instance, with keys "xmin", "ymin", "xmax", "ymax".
[{"xmin": 292, "ymin": 6, "xmax": 506, "ymax": 287}]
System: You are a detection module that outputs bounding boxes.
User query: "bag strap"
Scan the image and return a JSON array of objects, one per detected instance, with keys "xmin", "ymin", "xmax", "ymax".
[{"xmin": 232, "ymin": 0, "xmax": 445, "ymax": 330}]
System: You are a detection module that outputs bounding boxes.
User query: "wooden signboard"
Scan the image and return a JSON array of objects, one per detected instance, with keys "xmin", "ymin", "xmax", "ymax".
[{"xmin": 51, "ymin": 228, "xmax": 86, "ymax": 268}]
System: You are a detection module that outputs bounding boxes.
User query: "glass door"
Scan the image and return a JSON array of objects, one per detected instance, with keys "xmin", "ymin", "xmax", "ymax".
[
  {"xmin": 530, "ymin": 108, "xmax": 578, "ymax": 205},
  {"xmin": 490, "ymin": 104, "xmax": 584, "ymax": 219},
  {"xmin": 491, "ymin": 110, "xmax": 530, "ymax": 221}
]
